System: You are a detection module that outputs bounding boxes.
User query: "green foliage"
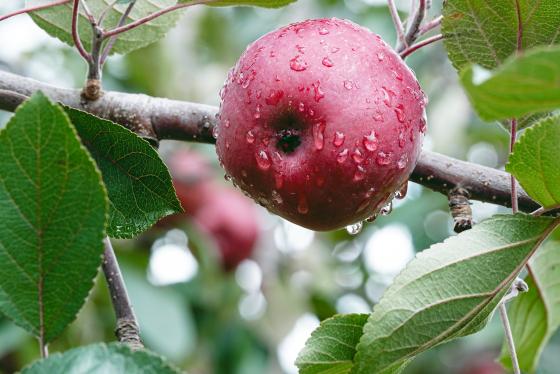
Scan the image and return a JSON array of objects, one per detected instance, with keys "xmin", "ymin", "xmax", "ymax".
[
  {"xmin": 64, "ymin": 108, "xmax": 182, "ymax": 239},
  {"xmin": 181, "ymin": 0, "xmax": 297, "ymax": 8},
  {"xmin": 26, "ymin": 0, "xmax": 179, "ymax": 55},
  {"xmin": 460, "ymin": 47, "xmax": 560, "ymax": 121},
  {"xmin": 500, "ymin": 241, "xmax": 560, "ymax": 373},
  {"xmin": 296, "ymin": 314, "xmax": 368, "ymax": 374},
  {"xmin": 506, "ymin": 115, "xmax": 560, "ymax": 209},
  {"xmin": 21, "ymin": 343, "xmax": 180, "ymax": 373},
  {"xmin": 0, "ymin": 93, "xmax": 107, "ymax": 342},
  {"xmin": 442, "ymin": 0, "xmax": 560, "ymax": 71},
  {"xmin": 351, "ymin": 214, "xmax": 556, "ymax": 374}
]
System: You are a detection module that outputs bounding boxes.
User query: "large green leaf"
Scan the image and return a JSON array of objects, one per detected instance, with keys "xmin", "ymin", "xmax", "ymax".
[
  {"xmin": 64, "ymin": 107, "xmax": 182, "ymax": 239},
  {"xmin": 442, "ymin": 0, "xmax": 560, "ymax": 71},
  {"xmin": 199, "ymin": 0, "xmax": 296, "ymax": 7},
  {"xmin": 506, "ymin": 115, "xmax": 560, "ymax": 209},
  {"xmin": 0, "ymin": 93, "xmax": 107, "ymax": 342},
  {"xmin": 460, "ymin": 47, "xmax": 560, "ymax": 121},
  {"xmin": 499, "ymin": 241, "xmax": 560, "ymax": 373},
  {"xmin": 27, "ymin": 0, "xmax": 180, "ymax": 55},
  {"xmin": 296, "ymin": 314, "xmax": 368, "ymax": 374},
  {"xmin": 352, "ymin": 214, "xmax": 558, "ymax": 374},
  {"xmin": 21, "ymin": 343, "xmax": 180, "ymax": 373}
]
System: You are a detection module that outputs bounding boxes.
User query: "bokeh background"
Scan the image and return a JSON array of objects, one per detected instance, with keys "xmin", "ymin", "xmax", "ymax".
[{"xmin": 1, "ymin": 1, "xmax": 559, "ymax": 373}]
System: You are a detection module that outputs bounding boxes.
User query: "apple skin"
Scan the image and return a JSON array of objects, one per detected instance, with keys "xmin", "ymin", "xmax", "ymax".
[{"xmin": 216, "ymin": 18, "xmax": 426, "ymax": 231}]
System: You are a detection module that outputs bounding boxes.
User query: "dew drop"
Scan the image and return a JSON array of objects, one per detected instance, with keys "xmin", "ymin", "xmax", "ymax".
[
  {"xmin": 297, "ymin": 195, "xmax": 309, "ymax": 214},
  {"xmin": 398, "ymin": 131, "xmax": 406, "ymax": 148},
  {"xmin": 318, "ymin": 27, "xmax": 329, "ymax": 35},
  {"xmin": 265, "ymin": 89, "xmax": 284, "ymax": 106},
  {"xmin": 377, "ymin": 52, "xmax": 385, "ymax": 61},
  {"xmin": 419, "ymin": 116, "xmax": 427, "ymax": 133},
  {"xmin": 246, "ymin": 130, "xmax": 255, "ymax": 144},
  {"xmin": 333, "ymin": 131, "xmax": 345, "ymax": 147},
  {"xmin": 254, "ymin": 104, "xmax": 262, "ymax": 119},
  {"xmin": 298, "ymin": 102, "xmax": 305, "ymax": 112},
  {"xmin": 272, "ymin": 190, "xmax": 283, "ymax": 204},
  {"xmin": 308, "ymin": 108, "xmax": 315, "ymax": 117},
  {"xmin": 337, "ymin": 148, "xmax": 349, "ymax": 163},
  {"xmin": 397, "ymin": 154, "xmax": 408, "ymax": 169},
  {"xmin": 224, "ymin": 174, "xmax": 232, "ymax": 182},
  {"xmin": 343, "ymin": 80, "xmax": 353, "ymax": 90},
  {"xmin": 290, "ymin": 55, "xmax": 308, "ymax": 71},
  {"xmin": 376, "ymin": 151, "xmax": 392, "ymax": 166},
  {"xmin": 366, "ymin": 214, "xmax": 378, "ymax": 223},
  {"xmin": 380, "ymin": 201, "xmax": 393, "ymax": 215},
  {"xmin": 212, "ymin": 125, "xmax": 219, "ymax": 139},
  {"xmin": 312, "ymin": 81, "xmax": 325, "ymax": 102},
  {"xmin": 381, "ymin": 87, "xmax": 392, "ymax": 107},
  {"xmin": 395, "ymin": 182, "xmax": 408, "ymax": 199},
  {"xmin": 255, "ymin": 150, "xmax": 271, "ymax": 170},
  {"xmin": 353, "ymin": 165, "xmax": 366, "ymax": 181},
  {"xmin": 352, "ymin": 148, "xmax": 364, "ymax": 164},
  {"xmin": 270, "ymin": 50, "xmax": 276, "ymax": 58},
  {"xmin": 373, "ymin": 111, "xmax": 384, "ymax": 122},
  {"xmin": 331, "ymin": 47, "xmax": 340, "ymax": 53},
  {"xmin": 322, "ymin": 57, "xmax": 334, "ymax": 67},
  {"xmin": 346, "ymin": 221, "xmax": 363, "ymax": 235},
  {"xmin": 393, "ymin": 70, "xmax": 403, "ymax": 81},
  {"xmin": 313, "ymin": 121, "xmax": 326, "ymax": 150},
  {"xmin": 363, "ymin": 130, "xmax": 378, "ymax": 152},
  {"xmin": 394, "ymin": 104, "xmax": 405, "ymax": 123}
]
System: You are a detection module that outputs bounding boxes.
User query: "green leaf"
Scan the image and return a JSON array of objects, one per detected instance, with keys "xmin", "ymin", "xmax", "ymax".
[
  {"xmin": 460, "ymin": 47, "xmax": 560, "ymax": 121},
  {"xmin": 27, "ymin": 0, "xmax": 180, "ymax": 55},
  {"xmin": 180, "ymin": 0, "xmax": 296, "ymax": 8},
  {"xmin": 499, "ymin": 241, "xmax": 560, "ymax": 373},
  {"xmin": 506, "ymin": 115, "xmax": 560, "ymax": 209},
  {"xmin": 0, "ymin": 92, "xmax": 107, "ymax": 342},
  {"xmin": 64, "ymin": 107, "xmax": 182, "ymax": 239},
  {"xmin": 442, "ymin": 0, "xmax": 560, "ymax": 71},
  {"xmin": 21, "ymin": 342, "xmax": 181, "ymax": 373},
  {"xmin": 352, "ymin": 214, "xmax": 557, "ymax": 374},
  {"xmin": 296, "ymin": 314, "xmax": 368, "ymax": 374}
]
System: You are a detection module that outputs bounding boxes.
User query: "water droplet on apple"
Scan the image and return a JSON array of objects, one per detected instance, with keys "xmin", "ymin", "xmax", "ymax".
[
  {"xmin": 297, "ymin": 195, "xmax": 309, "ymax": 214},
  {"xmin": 366, "ymin": 214, "xmax": 377, "ymax": 223},
  {"xmin": 352, "ymin": 148, "xmax": 364, "ymax": 164},
  {"xmin": 312, "ymin": 81, "xmax": 325, "ymax": 102},
  {"xmin": 313, "ymin": 121, "xmax": 326, "ymax": 150},
  {"xmin": 265, "ymin": 89, "xmax": 284, "ymax": 105},
  {"xmin": 381, "ymin": 87, "xmax": 392, "ymax": 107},
  {"xmin": 353, "ymin": 165, "xmax": 366, "ymax": 181},
  {"xmin": 363, "ymin": 130, "xmax": 378, "ymax": 152},
  {"xmin": 377, "ymin": 52, "xmax": 385, "ymax": 61},
  {"xmin": 298, "ymin": 102, "xmax": 305, "ymax": 112},
  {"xmin": 254, "ymin": 104, "xmax": 262, "ymax": 119},
  {"xmin": 395, "ymin": 182, "xmax": 408, "ymax": 199},
  {"xmin": 290, "ymin": 55, "xmax": 308, "ymax": 71},
  {"xmin": 393, "ymin": 70, "xmax": 403, "ymax": 81},
  {"xmin": 419, "ymin": 117, "xmax": 427, "ymax": 133},
  {"xmin": 255, "ymin": 150, "xmax": 271, "ymax": 170},
  {"xmin": 333, "ymin": 131, "xmax": 345, "ymax": 147},
  {"xmin": 397, "ymin": 154, "xmax": 408, "ymax": 169},
  {"xmin": 373, "ymin": 111, "xmax": 384, "ymax": 122},
  {"xmin": 331, "ymin": 47, "xmax": 340, "ymax": 53},
  {"xmin": 322, "ymin": 57, "xmax": 334, "ymax": 67},
  {"xmin": 380, "ymin": 201, "xmax": 393, "ymax": 215},
  {"xmin": 272, "ymin": 190, "xmax": 283, "ymax": 204},
  {"xmin": 337, "ymin": 148, "xmax": 349, "ymax": 163},
  {"xmin": 212, "ymin": 125, "xmax": 219, "ymax": 139},
  {"xmin": 308, "ymin": 108, "xmax": 315, "ymax": 117},
  {"xmin": 224, "ymin": 174, "xmax": 232, "ymax": 182},
  {"xmin": 318, "ymin": 27, "xmax": 330, "ymax": 35},
  {"xmin": 343, "ymin": 80, "xmax": 353, "ymax": 90},
  {"xmin": 246, "ymin": 130, "xmax": 255, "ymax": 144},
  {"xmin": 270, "ymin": 50, "xmax": 276, "ymax": 58},
  {"xmin": 398, "ymin": 131, "xmax": 406, "ymax": 148},
  {"xmin": 394, "ymin": 104, "xmax": 405, "ymax": 123},
  {"xmin": 376, "ymin": 151, "xmax": 392, "ymax": 166},
  {"xmin": 346, "ymin": 221, "xmax": 363, "ymax": 235}
]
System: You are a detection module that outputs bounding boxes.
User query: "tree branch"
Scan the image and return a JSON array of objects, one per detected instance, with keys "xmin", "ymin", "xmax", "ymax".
[
  {"xmin": 102, "ymin": 237, "xmax": 143, "ymax": 349},
  {"xmin": 0, "ymin": 0, "xmax": 70, "ymax": 22},
  {"xmin": 0, "ymin": 69, "xmax": 541, "ymax": 213}
]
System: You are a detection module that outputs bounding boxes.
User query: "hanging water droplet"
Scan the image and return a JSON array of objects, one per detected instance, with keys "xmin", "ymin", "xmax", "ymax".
[
  {"xmin": 265, "ymin": 89, "xmax": 284, "ymax": 106},
  {"xmin": 271, "ymin": 190, "xmax": 283, "ymax": 204},
  {"xmin": 224, "ymin": 174, "xmax": 232, "ymax": 182},
  {"xmin": 212, "ymin": 125, "xmax": 219, "ymax": 139},
  {"xmin": 346, "ymin": 221, "xmax": 363, "ymax": 235},
  {"xmin": 419, "ymin": 116, "xmax": 427, "ymax": 133},
  {"xmin": 255, "ymin": 150, "xmax": 271, "ymax": 170},
  {"xmin": 380, "ymin": 201, "xmax": 393, "ymax": 215},
  {"xmin": 366, "ymin": 214, "xmax": 377, "ymax": 223},
  {"xmin": 333, "ymin": 131, "xmax": 345, "ymax": 147},
  {"xmin": 376, "ymin": 151, "xmax": 392, "ymax": 166},
  {"xmin": 343, "ymin": 80, "xmax": 353, "ymax": 90},
  {"xmin": 246, "ymin": 130, "xmax": 255, "ymax": 144},
  {"xmin": 322, "ymin": 57, "xmax": 334, "ymax": 67},
  {"xmin": 290, "ymin": 55, "xmax": 308, "ymax": 71},
  {"xmin": 297, "ymin": 195, "xmax": 309, "ymax": 214},
  {"xmin": 318, "ymin": 27, "xmax": 330, "ymax": 35},
  {"xmin": 337, "ymin": 148, "xmax": 349, "ymax": 163},
  {"xmin": 313, "ymin": 121, "xmax": 326, "ymax": 150},
  {"xmin": 395, "ymin": 182, "xmax": 408, "ymax": 199},
  {"xmin": 353, "ymin": 165, "xmax": 366, "ymax": 181},
  {"xmin": 363, "ymin": 130, "xmax": 378, "ymax": 152},
  {"xmin": 352, "ymin": 148, "xmax": 364, "ymax": 164},
  {"xmin": 394, "ymin": 104, "xmax": 405, "ymax": 123},
  {"xmin": 312, "ymin": 81, "xmax": 325, "ymax": 102},
  {"xmin": 397, "ymin": 154, "xmax": 408, "ymax": 169}
]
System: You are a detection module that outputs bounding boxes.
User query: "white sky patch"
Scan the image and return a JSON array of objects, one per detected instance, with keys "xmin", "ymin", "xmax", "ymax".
[
  {"xmin": 277, "ymin": 313, "xmax": 320, "ymax": 374},
  {"xmin": 336, "ymin": 293, "xmax": 371, "ymax": 314},
  {"xmin": 238, "ymin": 291, "xmax": 267, "ymax": 321},
  {"xmin": 148, "ymin": 230, "xmax": 198, "ymax": 286},
  {"xmin": 363, "ymin": 224, "xmax": 414, "ymax": 276},
  {"xmin": 274, "ymin": 220, "xmax": 315, "ymax": 253},
  {"xmin": 235, "ymin": 259, "xmax": 263, "ymax": 293},
  {"xmin": 467, "ymin": 142, "xmax": 499, "ymax": 168}
]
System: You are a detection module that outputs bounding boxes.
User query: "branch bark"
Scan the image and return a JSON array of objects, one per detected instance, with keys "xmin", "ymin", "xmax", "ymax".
[{"xmin": 0, "ymin": 69, "xmax": 541, "ymax": 213}]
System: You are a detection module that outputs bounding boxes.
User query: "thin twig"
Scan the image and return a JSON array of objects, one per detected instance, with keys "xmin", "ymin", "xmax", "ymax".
[
  {"xmin": 0, "ymin": 0, "xmax": 70, "ymax": 22},
  {"xmin": 397, "ymin": 0, "xmax": 426, "ymax": 52},
  {"xmin": 98, "ymin": 0, "xmax": 118, "ymax": 26},
  {"xmin": 79, "ymin": 0, "xmax": 96, "ymax": 24},
  {"xmin": 71, "ymin": 0, "xmax": 91, "ymax": 62},
  {"xmin": 499, "ymin": 304, "xmax": 521, "ymax": 374},
  {"xmin": 532, "ymin": 204, "xmax": 560, "ymax": 216},
  {"xmin": 387, "ymin": 0, "xmax": 406, "ymax": 48},
  {"xmin": 419, "ymin": 15, "xmax": 442, "ymax": 35},
  {"xmin": 399, "ymin": 33, "xmax": 443, "ymax": 58},
  {"xmin": 100, "ymin": 0, "xmax": 137, "ymax": 64},
  {"xmin": 102, "ymin": 237, "xmax": 143, "ymax": 350},
  {"xmin": 103, "ymin": 0, "xmax": 215, "ymax": 39}
]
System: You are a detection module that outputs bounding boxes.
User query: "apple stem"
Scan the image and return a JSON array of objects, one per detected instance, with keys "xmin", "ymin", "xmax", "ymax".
[
  {"xmin": 0, "ymin": 0, "xmax": 71, "ymax": 22},
  {"xmin": 399, "ymin": 34, "xmax": 443, "ymax": 58},
  {"xmin": 71, "ymin": 0, "xmax": 92, "ymax": 63}
]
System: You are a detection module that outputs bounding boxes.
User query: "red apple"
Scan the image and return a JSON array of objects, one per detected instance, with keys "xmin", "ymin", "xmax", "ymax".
[{"xmin": 216, "ymin": 18, "xmax": 427, "ymax": 231}]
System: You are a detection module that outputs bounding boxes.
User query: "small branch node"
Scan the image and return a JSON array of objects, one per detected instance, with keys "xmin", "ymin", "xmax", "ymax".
[
  {"xmin": 448, "ymin": 187, "xmax": 473, "ymax": 233},
  {"xmin": 115, "ymin": 319, "xmax": 143, "ymax": 350},
  {"xmin": 501, "ymin": 277, "xmax": 529, "ymax": 304},
  {"xmin": 81, "ymin": 79, "xmax": 103, "ymax": 101}
]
